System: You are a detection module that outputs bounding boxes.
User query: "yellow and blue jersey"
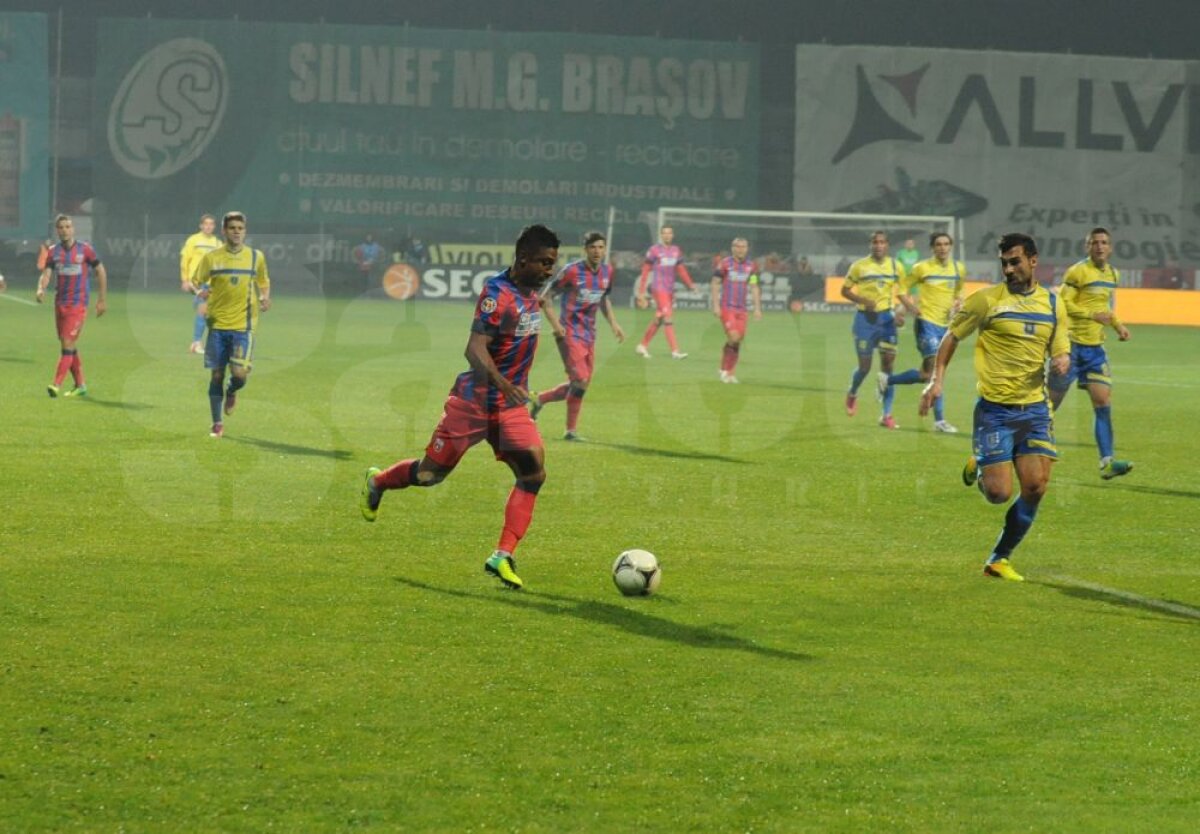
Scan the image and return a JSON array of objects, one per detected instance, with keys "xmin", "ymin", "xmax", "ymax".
[
  {"xmin": 193, "ymin": 246, "xmax": 269, "ymax": 331},
  {"xmin": 903, "ymin": 257, "xmax": 965, "ymax": 326},
  {"xmin": 843, "ymin": 256, "xmax": 905, "ymax": 313},
  {"xmin": 1060, "ymin": 259, "xmax": 1122, "ymax": 346},
  {"xmin": 180, "ymin": 232, "xmax": 222, "ymax": 284},
  {"xmin": 949, "ymin": 283, "xmax": 1070, "ymax": 405}
]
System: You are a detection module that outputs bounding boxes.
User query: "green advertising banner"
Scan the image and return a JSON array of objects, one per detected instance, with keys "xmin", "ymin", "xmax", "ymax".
[
  {"xmin": 95, "ymin": 18, "xmax": 759, "ymax": 245},
  {"xmin": 0, "ymin": 13, "xmax": 49, "ymax": 238}
]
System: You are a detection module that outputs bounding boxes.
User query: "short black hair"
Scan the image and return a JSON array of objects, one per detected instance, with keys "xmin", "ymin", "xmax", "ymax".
[
  {"xmin": 583, "ymin": 230, "xmax": 606, "ymax": 246},
  {"xmin": 930, "ymin": 231, "xmax": 952, "ymax": 247},
  {"xmin": 870, "ymin": 230, "xmax": 887, "ymax": 242},
  {"xmin": 515, "ymin": 224, "xmax": 560, "ymax": 256},
  {"xmin": 998, "ymin": 232, "xmax": 1038, "ymax": 257},
  {"xmin": 1088, "ymin": 227, "xmax": 1111, "ymax": 242},
  {"xmin": 223, "ymin": 211, "xmax": 247, "ymax": 228}
]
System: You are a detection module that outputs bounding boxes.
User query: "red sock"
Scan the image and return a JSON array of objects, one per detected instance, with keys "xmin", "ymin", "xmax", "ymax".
[
  {"xmin": 498, "ymin": 485, "xmax": 538, "ymax": 553},
  {"xmin": 640, "ymin": 319, "xmax": 659, "ymax": 347},
  {"xmin": 539, "ymin": 382, "xmax": 570, "ymax": 405},
  {"xmin": 664, "ymin": 324, "xmax": 679, "ymax": 351},
  {"xmin": 720, "ymin": 344, "xmax": 733, "ymax": 372},
  {"xmin": 728, "ymin": 343, "xmax": 740, "ymax": 372},
  {"xmin": 54, "ymin": 353, "xmax": 73, "ymax": 386},
  {"xmin": 375, "ymin": 458, "xmax": 420, "ymax": 490},
  {"xmin": 70, "ymin": 354, "xmax": 84, "ymax": 386},
  {"xmin": 566, "ymin": 393, "xmax": 583, "ymax": 431}
]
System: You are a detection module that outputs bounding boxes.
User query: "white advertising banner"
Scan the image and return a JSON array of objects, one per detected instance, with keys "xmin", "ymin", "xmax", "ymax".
[{"xmin": 794, "ymin": 44, "xmax": 1200, "ymax": 266}]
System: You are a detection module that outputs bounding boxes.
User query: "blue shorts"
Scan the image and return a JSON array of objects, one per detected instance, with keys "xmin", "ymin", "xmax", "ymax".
[
  {"xmin": 852, "ymin": 310, "xmax": 898, "ymax": 356},
  {"xmin": 1049, "ymin": 343, "xmax": 1110, "ymax": 391},
  {"xmin": 972, "ymin": 398, "xmax": 1058, "ymax": 467},
  {"xmin": 205, "ymin": 329, "xmax": 254, "ymax": 370},
  {"xmin": 915, "ymin": 319, "xmax": 947, "ymax": 358}
]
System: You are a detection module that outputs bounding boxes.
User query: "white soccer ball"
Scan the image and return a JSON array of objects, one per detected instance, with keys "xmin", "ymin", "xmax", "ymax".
[{"xmin": 612, "ymin": 549, "xmax": 662, "ymax": 596}]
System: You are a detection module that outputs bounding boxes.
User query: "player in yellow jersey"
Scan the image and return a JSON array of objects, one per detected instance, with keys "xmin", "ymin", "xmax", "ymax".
[
  {"xmin": 180, "ymin": 214, "xmax": 221, "ymax": 354},
  {"xmin": 1048, "ymin": 227, "xmax": 1133, "ymax": 480},
  {"xmin": 881, "ymin": 231, "xmax": 966, "ymax": 432},
  {"xmin": 841, "ymin": 230, "xmax": 906, "ymax": 428},
  {"xmin": 920, "ymin": 233, "xmax": 1070, "ymax": 581},
  {"xmin": 191, "ymin": 211, "xmax": 271, "ymax": 438}
]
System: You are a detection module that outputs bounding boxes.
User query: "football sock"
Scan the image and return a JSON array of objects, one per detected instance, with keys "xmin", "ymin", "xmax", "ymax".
[
  {"xmin": 69, "ymin": 352, "xmax": 84, "ymax": 387},
  {"xmin": 882, "ymin": 382, "xmax": 895, "ymax": 414},
  {"xmin": 226, "ymin": 375, "xmax": 246, "ymax": 395},
  {"xmin": 192, "ymin": 313, "xmax": 206, "ymax": 342},
  {"xmin": 565, "ymin": 385, "xmax": 585, "ymax": 432},
  {"xmin": 888, "ymin": 368, "xmax": 922, "ymax": 385},
  {"xmin": 539, "ymin": 382, "xmax": 570, "ymax": 405},
  {"xmin": 640, "ymin": 320, "xmax": 659, "ymax": 346},
  {"xmin": 1093, "ymin": 405, "xmax": 1114, "ymax": 460},
  {"xmin": 720, "ymin": 344, "xmax": 735, "ymax": 372},
  {"xmin": 849, "ymin": 367, "xmax": 868, "ymax": 394},
  {"xmin": 208, "ymin": 378, "xmax": 223, "ymax": 423},
  {"xmin": 990, "ymin": 496, "xmax": 1039, "ymax": 561},
  {"xmin": 54, "ymin": 350, "xmax": 75, "ymax": 386},
  {"xmin": 934, "ymin": 394, "xmax": 945, "ymax": 422},
  {"xmin": 727, "ymin": 342, "xmax": 741, "ymax": 372},
  {"xmin": 664, "ymin": 323, "xmax": 679, "ymax": 351},
  {"xmin": 376, "ymin": 459, "xmax": 421, "ymax": 490},
  {"xmin": 498, "ymin": 481, "xmax": 541, "ymax": 553}
]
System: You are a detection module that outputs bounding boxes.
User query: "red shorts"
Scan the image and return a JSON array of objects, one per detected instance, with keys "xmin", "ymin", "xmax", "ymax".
[
  {"xmin": 563, "ymin": 338, "xmax": 596, "ymax": 384},
  {"xmin": 55, "ymin": 305, "xmax": 87, "ymax": 341},
  {"xmin": 721, "ymin": 309, "xmax": 748, "ymax": 338},
  {"xmin": 652, "ymin": 289, "xmax": 674, "ymax": 319},
  {"xmin": 425, "ymin": 395, "xmax": 543, "ymax": 469}
]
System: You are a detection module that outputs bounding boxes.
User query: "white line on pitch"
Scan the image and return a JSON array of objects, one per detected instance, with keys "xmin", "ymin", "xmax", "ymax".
[
  {"xmin": 1043, "ymin": 574, "xmax": 1200, "ymax": 620},
  {"xmin": 0, "ymin": 293, "xmax": 38, "ymax": 306}
]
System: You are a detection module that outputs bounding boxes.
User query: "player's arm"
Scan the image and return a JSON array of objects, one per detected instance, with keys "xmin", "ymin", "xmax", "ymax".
[
  {"xmin": 1058, "ymin": 269, "xmax": 1090, "ymax": 322},
  {"xmin": 918, "ymin": 332, "xmax": 960, "ymax": 416},
  {"xmin": 600, "ymin": 293, "xmax": 625, "ymax": 342},
  {"xmin": 94, "ymin": 262, "xmax": 108, "ymax": 317},
  {"xmin": 750, "ymin": 272, "xmax": 762, "ymax": 319},
  {"xmin": 465, "ymin": 331, "xmax": 527, "ymax": 406},
  {"xmin": 897, "ymin": 265, "xmax": 920, "ymax": 316},
  {"xmin": 950, "ymin": 262, "xmax": 966, "ymax": 315},
  {"xmin": 541, "ymin": 291, "xmax": 566, "ymax": 341},
  {"xmin": 710, "ymin": 272, "xmax": 721, "ymax": 317},
  {"xmin": 840, "ymin": 266, "xmax": 867, "ymax": 307},
  {"xmin": 1049, "ymin": 293, "xmax": 1071, "ymax": 376},
  {"xmin": 35, "ymin": 265, "xmax": 51, "ymax": 303},
  {"xmin": 180, "ymin": 239, "xmax": 193, "ymax": 291},
  {"xmin": 1110, "ymin": 282, "xmax": 1130, "ymax": 341},
  {"xmin": 676, "ymin": 263, "xmax": 696, "ymax": 291},
  {"xmin": 255, "ymin": 251, "xmax": 271, "ymax": 311},
  {"xmin": 636, "ymin": 262, "xmax": 651, "ymax": 300}
]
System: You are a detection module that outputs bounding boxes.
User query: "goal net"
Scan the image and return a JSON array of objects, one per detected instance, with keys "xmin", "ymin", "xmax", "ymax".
[{"xmin": 652, "ymin": 207, "xmax": 964, "ymax": 310}]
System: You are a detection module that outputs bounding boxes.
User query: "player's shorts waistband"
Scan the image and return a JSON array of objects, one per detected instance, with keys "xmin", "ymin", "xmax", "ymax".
[{"xmin": 978, "ymin": 397, "xmax": 1048, "ymax": 411}]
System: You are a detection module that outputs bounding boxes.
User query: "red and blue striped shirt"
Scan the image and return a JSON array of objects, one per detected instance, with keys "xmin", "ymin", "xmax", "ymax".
[
  {"xmin": 555, "ymin": 260, "xmax": 612, "ymax": 345},
  {"xmin": 452, "ymin": 269, "xmax": 541, "ymax": 410},
  {"xmin": 48, "ymin": 241, "xmax": 101, "ymax": 307},
  {"xmin": 642, "ymin": 243, "xmax": 692, "ymax": 294},
  {"xmin": 714, "ymin": 256, "xmax": 759, "ymax": 311}
]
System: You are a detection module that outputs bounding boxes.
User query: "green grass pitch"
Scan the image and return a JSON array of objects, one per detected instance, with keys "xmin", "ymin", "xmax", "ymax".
[{"xmin": 1, "ymin": 291, "xmax": 1197, "ymax": 831}]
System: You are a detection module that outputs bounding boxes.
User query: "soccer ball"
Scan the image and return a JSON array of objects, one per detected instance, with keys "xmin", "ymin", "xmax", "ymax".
[{"xmin": 612, "ymin": 549, "xmax": 661, "ymax": 596}]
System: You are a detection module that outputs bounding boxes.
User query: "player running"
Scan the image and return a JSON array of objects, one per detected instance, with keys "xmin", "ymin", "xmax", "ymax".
[
  {"xmin": 635, "ymin": 225, "xmax": 696, "ymax": 359},
  {"xmin": 880, "ymin": 231, "xmax": 965, "ymax": 432},
  {"xmin": 36, "ymin": 214, "xmax": 107, "ymax": 398},
  {"xmin": 840, "ymin": 231, "xmax": 906, "ymax": 428},
  {"xmin": 1048, "ymin": 227, "xmax": 1133, "ymax": 480},
  {"xmin": 360, "ymin": 224, "xmax": 561, "ymax": 591},
  {"xmin": 920, "ymin": 232, "xmax": 1070, "ymax": 582},
  {"xmin": 531, "ymin": 231, "xmax": 625, "ymax": 440},
  {"xmin": 180, "ymin": 214, "xmax": 221, "ymax": 354},
  {"xmin": 191, "ymin": 211, "xmax": 271, "ymax": 438},
  {"xmin": 711, "ymin": 237, "xmax": 762, "ymax": 383}
]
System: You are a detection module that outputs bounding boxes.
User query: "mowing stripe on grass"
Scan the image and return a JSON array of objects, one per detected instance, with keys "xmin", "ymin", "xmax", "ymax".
[
  {"xmin": 0, "ymin": 293, "xmax": 38, "ymax": 306},
  {"xmin": 1042, "ymin": 573, "xmax": 1200, "ymax": 621}
]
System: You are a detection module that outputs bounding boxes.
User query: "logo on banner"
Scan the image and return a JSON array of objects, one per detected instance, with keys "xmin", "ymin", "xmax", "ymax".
[
  {"xmin": 383, "ymin": 264, "xmax": 420, "ymax": 300},
  {"xmin": 833, "ymin": 64, "xmax": 929, "ymax": 164},
  {"xmin": 108, "ymin": 38, "xmax": 227, "ymax": 179}
]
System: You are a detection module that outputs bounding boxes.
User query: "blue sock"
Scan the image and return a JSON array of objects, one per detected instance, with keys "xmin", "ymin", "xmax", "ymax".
[
  {"xmin": 990, "ymin": 496, "xmax": 1039, "ymax": 561},
  {"xmin": 208, "ymin": 379, "xmax": 223, "ymax": 423},
  {"xmin": 1094, "ymin": 405, "xmax": 1114, "ymax": 460},
  {"xmin": 888, "ymin": 368, "xmax": 922, "ymax": 385},
  {"xmin": 849, "ymin": 368, "xmax": 868, "ymax": 394},
  {"xmin": 883, "ymin": 383, "xmax": 895, "ymax": 414},
  {"xmin": 193, "ymin": 314, "xmax": 206, "ymax": 342},
  {"xmin": 934, "ymin": 394, "xmax": 945, "ymax": 422},
  {"xmin": 227, "ymin": 375, "xmax": 246, "ymax": 395}
]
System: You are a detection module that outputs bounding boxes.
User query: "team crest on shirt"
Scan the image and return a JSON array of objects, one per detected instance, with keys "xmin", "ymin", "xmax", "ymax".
[
  {"xmin": 433, "ymin": 438, "xmax": 445, "ymax": 453},
  {"xmin": 481, "ymin": 297, "xmax": 497, "ymax": 314}
]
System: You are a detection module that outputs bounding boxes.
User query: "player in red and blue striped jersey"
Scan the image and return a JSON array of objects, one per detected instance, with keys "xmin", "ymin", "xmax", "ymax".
[
  {"xmin": 531, "ymin": 231, "xmax": 626, "ymax": 439},
  {"xmin": 36, "ymin": 215, "xmax": 107, "ymax": 398},
  {"xmin": 635, "ymin": 226, "xmax": 695, "ymax": 359},
  {"xmin": 711, "ymin": 237, "xmax": 762, "ymax": 383},
  {"xmin": 360, "ymin": 225, "xmax": 561, "ymax": 590}
]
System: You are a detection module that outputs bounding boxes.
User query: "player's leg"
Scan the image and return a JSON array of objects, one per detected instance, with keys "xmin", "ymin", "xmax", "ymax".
[
  {"xmin": 884, "ymin": 319, "xmax": 927, "ymax": 393},
  {"xmin": 563, "ymin": 340, "xmax": 593, "ymax": 438},
  {"xmin": 222, "ymin": 331, "xmax": 254, "ymax": 417},
  {"xmin": 191, "ymin": 296, "xmax": 207, "ymax": 353},
  {"xmin": 204, "ymin": 330, "xmax": 231, "ymax": 435},
  {"xmin": 1079, "ymin": 347, "xmax": 1131, "ymax": 478},
  {"xmin": 846, "ymin": 313, "xmax": 874, "ymax": 416},
  {"xmin": 49, "ymin": 308, "xmax": 83, "ymax": 395},
  {"xmin": 721, "ymin": 315, "xmax": 744, "ymax": 382},
  {"xmin": 638, "ymin": 296, "xmax": 666, "ymax": 356},
  {"xmin": 1047, "ymin": 343, "xmax": 1078, "ymax": 412},
  {"xmin": 877, "ymin": 322, "xmax": 899, "ymax": 427},
  {"xmin": 485, "ymin": 410, "xmax": 547, "ymax": 588},
  {"xmin": 983, "ymin": 406, "xmax": 1055, "ymax": 580},
  {"xmin": 658, "ymin": 292, "xmax": 686, "ymax": 358}
]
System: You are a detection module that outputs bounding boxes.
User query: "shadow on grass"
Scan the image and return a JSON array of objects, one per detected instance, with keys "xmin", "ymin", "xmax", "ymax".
[
  {"xmin": 739, "ymin": 382, "xmax": 829, "ymax": 394},
  {"xmin": 1034, "ymin": 577, "xmax": 1200, "ymax": 624},
  {"xmin": 226, "ymin": 435, "xmax": 354, "ymax": 460},
  {"xmin": 394, "ymin": 577, "xmax": 812, "ymax": 661},
  {"xmin": 0, "ymin": 355, "xmax": 33, "ymax": 364},
  {"xmin": 80, "ymin": 397, "xmax": 154, "ymax": 411},
  {"xmin": 581, "ymin": 439, "xmax": 750, "ymax": 465},
  {"xmin": 1065, "ymin": 480, "xmax": 1200, "ymax": 501}
]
